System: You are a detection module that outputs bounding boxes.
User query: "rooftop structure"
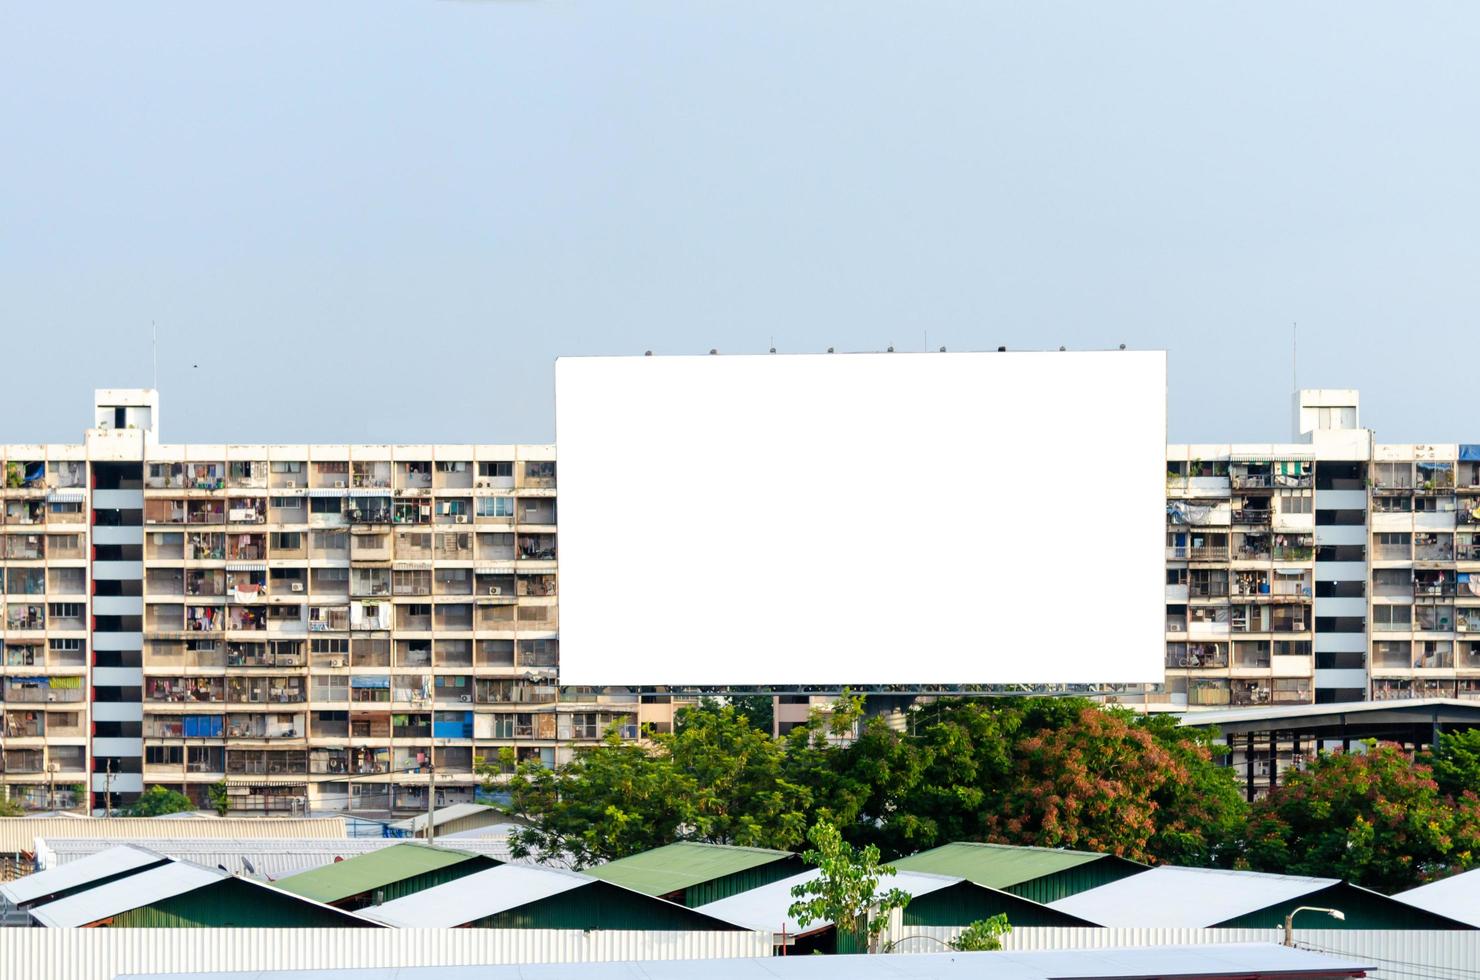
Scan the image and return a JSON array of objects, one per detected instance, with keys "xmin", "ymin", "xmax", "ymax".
[
  {"xmin": 32, "ymin": 835, "xmax": 514, "ymax": 880},
  {"xmin": 361, "ymin": 862, "xmax": 746, "ymax": 931},
  {"xmin": 891, "ymin": 841, "xmax": 1147, "ymax": 904},
  {"xmin": 1394, "ymin": 867, "xmax": 1480, "ymax": 928},
  {"xmin": 272, "ymin": 842, "xmax": 498, "ymax": 909},
  {"xmin": 15, "ymin": 850, "xmax": 375, "ymax": 928},
  {"xmin": 585, "ymin": 841, "xmax": 806, "ymax": 905},
  {"xmin": 1049, "ymin": 865, "xmax": 1475, "ymax": 930}
]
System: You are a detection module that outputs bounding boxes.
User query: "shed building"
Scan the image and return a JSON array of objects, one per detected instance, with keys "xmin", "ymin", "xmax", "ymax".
[
  {"xmin": 22, "ymin": 859, "xmax": 377, "ymax": 928},
  {"xmin": 585, "ymin": 842, "xmax": 806, "ymax": 906},
  {"xmin": 892, "ymin": 841, "xmax": 1148, "ymax": 903},
  {"xmin": 273, "ymin": 843, "xmax": 500, "ymax": 909},
  {"xmin": 33, "ymin": 836, "xmax": 513, "ymax": 880},
  {"xmin": 1050, "ymin": 865, "xmax": 1477, "ymax": 930},
  {"xmin": 1394, "ymin": 867, "xmax": 1480, "ymax": 927},
  {"xmin": 388, "ymin": 803, "xmax": 506, "ymax": 839},
  {"xmin": 362, "ymin": 862, "xmax": 748, "ymax": 930},
  {"xmin": 697, "ymin": 868, "xmax": 1095, "ymax": 954}
]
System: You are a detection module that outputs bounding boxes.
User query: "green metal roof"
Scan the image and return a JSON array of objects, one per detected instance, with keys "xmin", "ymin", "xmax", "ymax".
[
  {"xmin": 272, "ymin": 843, "xmax": 485, "ymax": 904},
  {"xmin": 893, "ymin": 842, "xmax": 1133, "ymax": 889},
  {"xmin": 585, "ymin": 842, "xmax": 795, "ymax": 897}
]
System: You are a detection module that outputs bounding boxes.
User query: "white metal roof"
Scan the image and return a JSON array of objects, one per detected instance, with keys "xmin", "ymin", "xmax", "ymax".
[
  {"xmin": 361, "ymin": 863, "xmax": 592, "ymax": 927},
  {"xmin": 0, "ymin": 816, "xmax": 346, "ymax": 854},
  {"xmin": 114, "ymin": 943, "xmax": 1370, "ymax": 980},
  {"xmin": 1049, "ymin": 866, "xmax": 1337, "ymax": 928},
  {"xmin": 34, "ymin": 837, "xmax": 515, "ymax": 879},
  {"xmin": 0, "ymin": 844, "xmax": 164, "ymax": 906},
  {"xmin": 1178, "ymin": 697, "xmax": 1480, "ymax": 728},
  {"xmin": 1395, "ymin": 867, "xmax": 1480, "ymax": 927},
  {"xmin": 388, "ymin": 803, "xmax": 501, "ymax": 833},
  {"xmin": 28, "ymin": 860, "xmax": 226, "ymax": 927},
  {"xmin": 696, "ymin": 868, "xmax": 962, "ymax": 936}
]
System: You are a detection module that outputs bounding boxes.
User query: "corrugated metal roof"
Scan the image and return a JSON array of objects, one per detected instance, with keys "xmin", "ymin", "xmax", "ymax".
[
  {"xmin": 696, "ymin": 868, "xmax": 961, "ymax": 936},
  {"xmin": 893, "ymin": 842, "xmax": 1122, "ymax": 888},
  {"xmin": 1178, "ymin": 697, "xmax": 1480, "ymax": 729},
  {"xmin": 28, "ymin": 860, "xmax": 226, "ymax": 927},
  {"xmin": 1050, "ymin": 866, "xmax": 1336, "ymax": 928},
  {"xmin": 34, "ymin": 837, "xmax": 515, "ymax": 879},
  {"xmin": 388, "ymin": 803, "xmax": 500, "ymax": 833},
  {"xmin": 273, "ymin": 843, "xmax": 486, "ymax": 903},
  {"xmin": 361, "ymin": 863, "xmax": 592, "ymax": 927},
  {"xmin": 1395, "ymin": 867, "xmax": 1480, "ymax": 927},
  {"xmin": 585, "ymin": 842, "xmax": 795, "ymax": 896},
  {"xmin": 0, "ymin": 844, "xmax": 165, "ymax": 906},
  {"xmin": 0, "ymin": 816, "xmax": 346, "ymax": 854},
  {"xmin": 113, "ymin": 943, "xmax": 1370, "ymax": 980}
]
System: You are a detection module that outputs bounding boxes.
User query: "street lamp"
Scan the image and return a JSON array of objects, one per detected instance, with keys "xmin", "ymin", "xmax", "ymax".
[{"xmin": 1284, "ymin": 906, "xmax": 1345, "ymax": 946}]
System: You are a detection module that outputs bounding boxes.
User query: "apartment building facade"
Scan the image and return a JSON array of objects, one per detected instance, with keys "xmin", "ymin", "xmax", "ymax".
[
  {"xmin": 1165, "ymin": 389, "xmax": 1480, "ymax": 715},
  {"xmin": 0, "ymin": 390, "xmax": 664, "ymax": 814}
]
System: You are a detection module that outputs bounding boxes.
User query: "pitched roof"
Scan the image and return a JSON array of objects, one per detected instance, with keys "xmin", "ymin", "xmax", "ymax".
[
  {"xmin": 0, "ymin": 816, "xmax": 346, "ymax": 854},
  {"xmin": 388, "ymin": 803, "xmax": 500, "ymax": 833},
  {"xmin": 27, "ymin": 861, "xmax": 228, "ymax": 927},
  {"xmin": 35, "ymin": 836, "xmax": 513, "ymax": 880},
  {"xmin": 892, "ymin": 842, "xmax": 1128, "ymax": 888},
  {"xmin": 1049, "ymin": 866, "xmax": 1338, "ymax": 927},
  {"xmin": 585, "ymin": 842, "xmax": 795, "ymax": 896},
  {"xmin": 696, "ymin": 868, "xmax": 964, "ymax": 936},
  {"xmin": 0, "ymin": 844, "xmax": 166, "ymax": 906},
  {"xmin": 272, "ymin": 843, "xmax": 488, "ymax": 903},
  {"xmin": 360, "ymin": 863, "xmax": 595, "ymax": 928},
  {"xmin": 1395, "ymin": 867, "xmax": 1480, "ymax": 927}
]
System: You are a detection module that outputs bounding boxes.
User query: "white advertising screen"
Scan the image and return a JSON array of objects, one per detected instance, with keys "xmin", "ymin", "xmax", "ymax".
[{"xmin": 555, "ymin": 350, "xmax": 1166, "ymax": 686}]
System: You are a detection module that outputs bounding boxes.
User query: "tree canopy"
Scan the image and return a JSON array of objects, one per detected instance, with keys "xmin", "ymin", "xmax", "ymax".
[
  {"xmin": 478, "ymin": 694, "xmax": 1480, "ymax": 892},
  {"xmin": 1245, "ymin": 741, "xmax": 1480, "ymax": 892},
  {"xmin": 124, "ymin": 785, "xmax": 195, "ymax": 817}
]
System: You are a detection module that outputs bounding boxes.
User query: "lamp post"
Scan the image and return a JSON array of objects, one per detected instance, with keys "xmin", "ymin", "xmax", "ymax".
[{"xmin": 1284, "ymin": 906, "xmax": 1345, "ymax": 946}]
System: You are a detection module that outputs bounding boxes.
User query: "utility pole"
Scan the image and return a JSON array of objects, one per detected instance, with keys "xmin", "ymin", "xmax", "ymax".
[
  {"xmin": 425, "ymin": 759, "xmax": 436, "ymax": 843},
  {"xmin": 104, "ymin": 760, "xmax": 115, "ymax": 817},
  {"xmin": 47, "ymin": 763, "xmax": 57, "ymax": 811}
]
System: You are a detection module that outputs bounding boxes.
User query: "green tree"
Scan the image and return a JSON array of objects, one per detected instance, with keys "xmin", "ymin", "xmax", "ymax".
[
  {"xmin": 125, "ymin": 785, "xmax": 195, "ymax": 817},
  {"xmin": 484, "ymin": 731, "xmax": 691, "ymax": 869},
  {"xmin": 0, "ymin": 792, "xmax": 25, "ymax": 817},
  {"xmin": 727, "ymin": 695, "xmax": 775, "ymax": 734},
  {"xmin": 948, "ymin": 914, "xmax": 1012, "ymax": 951},
  {"xmin": 207, "ymin": 780, "xmax": 231, "ymax": 816},
  {"xmin": 1245, "ymin": 741, "xmax": 1480, "ymax": 891},
  {"xmin": 788, "ymin": 820, "xmax": 912, "ymax": 953},
  {"xmin": 1429, "ymin": 728, "xmax": 1480, "ymax": 799},
  {"xmin": 658, "ymin": 700, "xmax": 810, "ymax": 849},
  {"xmin": 1140, "ymin": 713, "xmax": 1248, "ymax": 866}
]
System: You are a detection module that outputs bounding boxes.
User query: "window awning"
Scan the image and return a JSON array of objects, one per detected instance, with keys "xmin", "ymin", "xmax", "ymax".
[
  {"xmin": 349, "ymin": 489, "xmax": 393, "ymax": 498},
  {"xmin": 226, "ymin": 562, "xmax": 267, "ymax": 572},
  {"xmin": 46, "ymin": 489, "xmax": 87, "ymax": 503},
  {"xmin": 1274, "ymin": 568, "xmax": 1308, "ymax": 576},
  {"xmin": 475, "ymin": 565, "xmax": 515, "ymax": 575},
  {"xmin": 307, "ymin": 488, "xmax": 349, "ymax": 497},
  {"xmin": 351, "ymin": 676, "xmax": 390, "ymax": 688}
]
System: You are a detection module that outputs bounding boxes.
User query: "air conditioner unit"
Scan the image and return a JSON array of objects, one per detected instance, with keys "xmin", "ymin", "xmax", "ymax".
[
  {"xmin": 454, "ymin": 515, "xmax": 468, "ymax": 524},
  {"xmin": 291, "ymin": 583, "xmax": 305, "ymax": 592},
  {"xmin": 329, "ymin": 658, "xmax": 344, "ymax": 668},
  {"xmin": 458, "ymin": 694, "xmax": 472, "ymax": 702},
  {"xmin": 487, "ymin": 586, "xmax": 501, "ymax": 596},
  {"xmin": 335, "ymin": 480, "xmax": 346, "ymax": 489},
  {"xmin": 284, "ymin": 480, "xmax": 297, "ymax": 488}
]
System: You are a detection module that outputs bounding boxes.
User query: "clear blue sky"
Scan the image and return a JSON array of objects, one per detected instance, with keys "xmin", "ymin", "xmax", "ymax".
[{"xmin": 3, "ymin": 2, "xmax": 1477, "ymax": 446}]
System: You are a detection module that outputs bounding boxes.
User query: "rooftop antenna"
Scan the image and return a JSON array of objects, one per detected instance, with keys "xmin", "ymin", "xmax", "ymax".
[{"xmin": 1292, "ymin": 322, "xmax": 1298, "ymax": 394}]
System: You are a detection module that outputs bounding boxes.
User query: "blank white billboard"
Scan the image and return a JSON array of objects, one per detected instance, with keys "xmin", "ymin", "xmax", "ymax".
[{"xmin": 555, "ymin": 350, "xmax": 1166, "ymax": 686}]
